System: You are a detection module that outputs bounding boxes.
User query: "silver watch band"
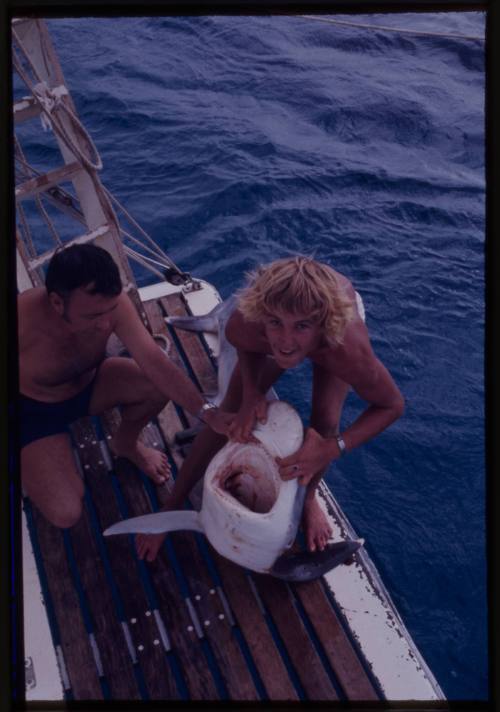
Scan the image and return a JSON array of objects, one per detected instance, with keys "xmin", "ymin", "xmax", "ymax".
[
  {"xmin": 335, "ymin": 434, "xmax": 347, "ymax": 457},
  {"xmin": 197, "ymin": 401, "xmax": 218, "ymax": 421}
]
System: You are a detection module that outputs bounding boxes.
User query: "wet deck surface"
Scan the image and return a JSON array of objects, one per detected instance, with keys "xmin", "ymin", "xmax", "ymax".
[{"xmin": 23, "ymin": 291, "xmax": 382, "ymax": 702}]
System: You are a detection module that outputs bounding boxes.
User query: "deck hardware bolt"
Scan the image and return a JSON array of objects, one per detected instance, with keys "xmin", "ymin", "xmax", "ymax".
[
  {"xmin": 131, "ymin": 618, "xmax": 137, "ymax": 624},
  {"xmin": 204, "ymin": 620, "xmax": 210, "ymax": 627},
  {"xmin": 145, "ymin": 610, "xmax": 151, "ymax": 616},
  {"xmin": 84, "ymin": 465, "xmax": 90, "ymax": 470},
  {"xmin": 195, "ymin": 595, "xmax": 201, "ymax": 601},
  {"xmin": 79, "ymin": 444, "xmax": 84, "ymax": 449},
  {"xmin": 153, "ymin": 442, "xmax": 158, "ymax": 446},
  {"xmin": 210, "ymin": 589, "xmax": 215, "ymax": 595},
  {"xmin": 92, "ymin": 440, "xmax": 96, "ymax": 445},
  {"xmin": 153, "ymin": 639, "xmax": 159, "ymax": 645},
  {"xmin": 98, "ymin": 460, "xmax": 103, "ymax": 465},
  {"xmin": 187, "ymin": 626, "xmax": 194, "ymax": 632},
  {"xmin": 138, "ymin": 645, "xmax": 144, "ymax": 651},
  {"xmin": 218, "ymin": 614, "xmax": 225, "ymax": 620},
  {"xmin": 107, "ymin": 435, "xmax": 111, "ymax": 440}
]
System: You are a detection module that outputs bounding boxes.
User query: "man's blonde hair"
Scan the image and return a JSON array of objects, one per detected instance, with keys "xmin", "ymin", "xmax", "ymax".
[{"xmin": 237, "ymin": 256, "xmax": 355, "ymax": 344}]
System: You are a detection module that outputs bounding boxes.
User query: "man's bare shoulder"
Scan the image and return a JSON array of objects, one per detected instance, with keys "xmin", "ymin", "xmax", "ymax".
[
  {"xmin": 225, "ymin": 309, "xmax": 268, "ymax": 352},
  {"xmin": 112, "ymin": 289, "xmax": 147, "ymax": 330},
  {"xmin": 18, "ymin": 288, "xmax": 48, "ymax": 335},
  {"xmin": 18, "ymin": 286, "xmax": 45, "ymax": 309},
  {"xmin": 314, "ymin": 318, "xmax": 374, "ymax": 374}
]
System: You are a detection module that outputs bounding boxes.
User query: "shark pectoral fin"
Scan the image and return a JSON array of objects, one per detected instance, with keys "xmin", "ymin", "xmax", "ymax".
[
  {"xmin": 103, "ymin": 510, "xmax": 204, "ymax": 537},
  {"xmin": 165, "ymin": 314, "xmax": 217, "ymax": 332},
  {"xmin": 269, "ymin": 539, "xmax": 364, "ymax": 582}
]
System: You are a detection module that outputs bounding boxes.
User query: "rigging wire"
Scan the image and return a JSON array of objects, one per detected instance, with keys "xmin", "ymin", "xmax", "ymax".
[
  {"xmin": 102, "ymin": 186, "xmax": 184, "ymax": 275},
  {"xmin": 298, "ymin": 15, "xmax": 484, "ymax": 42}
]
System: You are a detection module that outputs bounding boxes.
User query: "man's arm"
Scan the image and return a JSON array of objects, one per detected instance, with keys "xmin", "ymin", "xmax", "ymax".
[
  {"xmin": 113, "ymin": 292, "xmax": 232, "ymax": 434},
  {"xmin": 278, "ymin": 330, "xmax": 404, "ymax": 483},
  {"xmin": 336, "ymin": 352, "xmax": 405, "ymax": 453}
]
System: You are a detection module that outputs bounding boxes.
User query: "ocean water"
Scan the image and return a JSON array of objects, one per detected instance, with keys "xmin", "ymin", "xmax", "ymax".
[{"xmin": 16, "ymin": 13, "xmax": 486, "ymax": 701}]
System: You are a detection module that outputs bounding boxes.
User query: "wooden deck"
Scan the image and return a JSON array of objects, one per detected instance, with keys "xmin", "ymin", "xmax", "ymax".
[{"xmin": 23, "ymin": 291, "xmax": 382, "ymax": 702}]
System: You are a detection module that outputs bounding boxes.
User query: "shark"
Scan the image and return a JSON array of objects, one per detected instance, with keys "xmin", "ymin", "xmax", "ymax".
[{"xmin": 104, "ymin": 400, "xmax": 363, "ymax": 581}]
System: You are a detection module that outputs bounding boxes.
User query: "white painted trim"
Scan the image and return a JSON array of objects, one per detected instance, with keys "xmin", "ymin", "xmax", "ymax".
[
  {"xmin": 316, "ymin": 483, "xmax": 445, "ymax": 700},
  {"xmin": 22, "ymin": 510, "xmax": 64, "ymax": 700}
]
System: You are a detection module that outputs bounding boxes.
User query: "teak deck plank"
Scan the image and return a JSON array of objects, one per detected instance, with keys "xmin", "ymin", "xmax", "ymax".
[
  {"xmin": 98, "ymin": 413, "xmax": 220, "ymax": 701},
  {"xmin": 211, "ymin": 554, "xmax": 299, "ymax": 701},
  {"xmin": 169, "ymin": 531, "xmax": 260, "ymax": 701},
  {"xmin": 159, "ymin": 294, "xmax": 218, "ymax": 397},
  {"xmin": 29, "ymin": 505, "xmax": 103, "ymax": 699},
  {"xmin": 146, "ymin": 546, "xmax": 221, "ymax": 701},
  {"xmin": 71, "ymin": 417, "xmax": 180, "ymax": 700},
  {"xmin": 253, "ymin": 573, "xmax": 339, "ymax": 701},
  {"xmin": 293, "ymin": 580, "xmax": 380, "ymax": 701},
  {"xmin": 103, "ymin": 413, "xmax": 258, "ymax": 700},
  {"xmin": 146, "ymin": 548, "xmax": 221, "ymax": 701},
  {"xmin": 67, "ymin": 502, "xmax": 141, "ymax": 699}
]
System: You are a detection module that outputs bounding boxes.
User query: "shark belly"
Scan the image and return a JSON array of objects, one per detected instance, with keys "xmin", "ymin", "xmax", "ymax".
[{"xmin": 201, "ymin": 440, "xmax": 301, "ymax": 572}]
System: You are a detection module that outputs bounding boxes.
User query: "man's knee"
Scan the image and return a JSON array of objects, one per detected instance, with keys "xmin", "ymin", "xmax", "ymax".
[{"xmin": 43, "ymin": 496, "xmax": 83, "ymax": 529}]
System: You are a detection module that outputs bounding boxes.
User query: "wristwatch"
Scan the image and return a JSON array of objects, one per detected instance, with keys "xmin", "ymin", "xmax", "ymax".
[
  {"xmin": 197, "ymin": 401, "xmax": 218, "ymax": 421},
  {"xmin": 335, "ymin": 434, "xmax": 347, "ymax": 457}
]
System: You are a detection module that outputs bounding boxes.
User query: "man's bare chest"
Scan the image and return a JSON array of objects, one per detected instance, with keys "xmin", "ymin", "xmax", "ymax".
[{"xmin": 25, "ymin": 330, "xmax": 110, "ymax": 387}]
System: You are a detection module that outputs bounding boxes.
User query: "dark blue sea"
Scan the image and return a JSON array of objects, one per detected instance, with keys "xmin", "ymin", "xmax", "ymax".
[{"xmin": 17, "ymin": 13, "xmax": 486, "ymax": 701}]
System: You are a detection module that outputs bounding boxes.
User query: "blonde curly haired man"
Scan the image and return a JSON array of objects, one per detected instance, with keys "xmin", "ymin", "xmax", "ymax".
[{"xmin": 137, "ymin": 256, "xmax": 404, "ymax": 560}]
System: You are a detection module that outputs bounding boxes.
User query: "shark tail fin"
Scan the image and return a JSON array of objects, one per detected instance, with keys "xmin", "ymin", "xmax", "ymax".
[
  {"xmin": 270, "ymin": 539, "xmax": 364, "ymax": 582},
  {"xmin": 103, "ymin": 510, "xmax": 203, "ymax": 537}
]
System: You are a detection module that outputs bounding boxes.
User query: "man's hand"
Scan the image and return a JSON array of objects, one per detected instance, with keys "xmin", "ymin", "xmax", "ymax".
[
  {"xmin": 227, "ymin": 394, "xmax": 269, "ymax": 443},
  {"xmin": 276, "ymin": 427, "xmax": 338, "ymax": 486}
]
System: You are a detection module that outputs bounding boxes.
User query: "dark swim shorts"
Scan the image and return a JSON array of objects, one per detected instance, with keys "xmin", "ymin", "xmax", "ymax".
[{"xmin": 19, "ymin": 374, "xmax": 97, "ymax": 450}]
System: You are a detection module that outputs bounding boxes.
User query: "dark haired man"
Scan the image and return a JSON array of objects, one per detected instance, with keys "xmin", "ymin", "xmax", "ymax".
[{"xmin": 19, "ymin": 243, "xmax": 231, "ymax": 529}]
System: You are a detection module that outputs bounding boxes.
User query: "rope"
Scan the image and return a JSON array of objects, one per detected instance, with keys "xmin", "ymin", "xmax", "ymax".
[
  {"xmin": 12, "ymin": 35, "xmax": 103, "ymax": 171},
  {"xmin": 298, "ymin": 15, "xmax": 484, "ymax": 42}
]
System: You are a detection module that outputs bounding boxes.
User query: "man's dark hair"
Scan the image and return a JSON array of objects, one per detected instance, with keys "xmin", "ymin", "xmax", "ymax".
[{"xmin": 45, "ymin": 243, "xmax": 122, "ymax": 298}]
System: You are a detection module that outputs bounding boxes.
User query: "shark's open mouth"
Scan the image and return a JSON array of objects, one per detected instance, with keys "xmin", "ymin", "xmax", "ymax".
[{"xmin": 217, "ymin": 447, "xmax": 281, "ymax": 514}]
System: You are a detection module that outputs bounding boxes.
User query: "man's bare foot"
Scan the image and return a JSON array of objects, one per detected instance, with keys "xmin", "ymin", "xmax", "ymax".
[
  {"xmin": 136, "ymin": 532, "xmax": 166, "ymax": 562},
  {"xmin": 110, "ymin": 436, "xmax": 171, "ymax": 485},
  {"xmin": 136, "ymin": 492, "xmax": 176, "ymax": 562},
  {"xmin": 302, "ymin": 495, "xmax": 333, "ymax": 552}
]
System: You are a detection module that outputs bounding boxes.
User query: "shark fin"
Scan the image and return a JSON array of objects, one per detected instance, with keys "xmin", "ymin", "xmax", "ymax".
[
  {"xmin": 165, "ymin": 313, "xmax": 218, "ymax": 333},
  {"xmin": 103, "ymin": 510, "xmax": 203, "ymax": 536},
  {"xmin": 269, "ymin": 539, "xmax": 364, "ymax": 582}
]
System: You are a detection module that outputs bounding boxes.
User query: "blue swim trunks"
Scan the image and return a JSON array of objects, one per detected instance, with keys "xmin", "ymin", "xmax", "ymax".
[{"xmin": 19, "ymin": 374, "xmax": 97, "ymax": 450}]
